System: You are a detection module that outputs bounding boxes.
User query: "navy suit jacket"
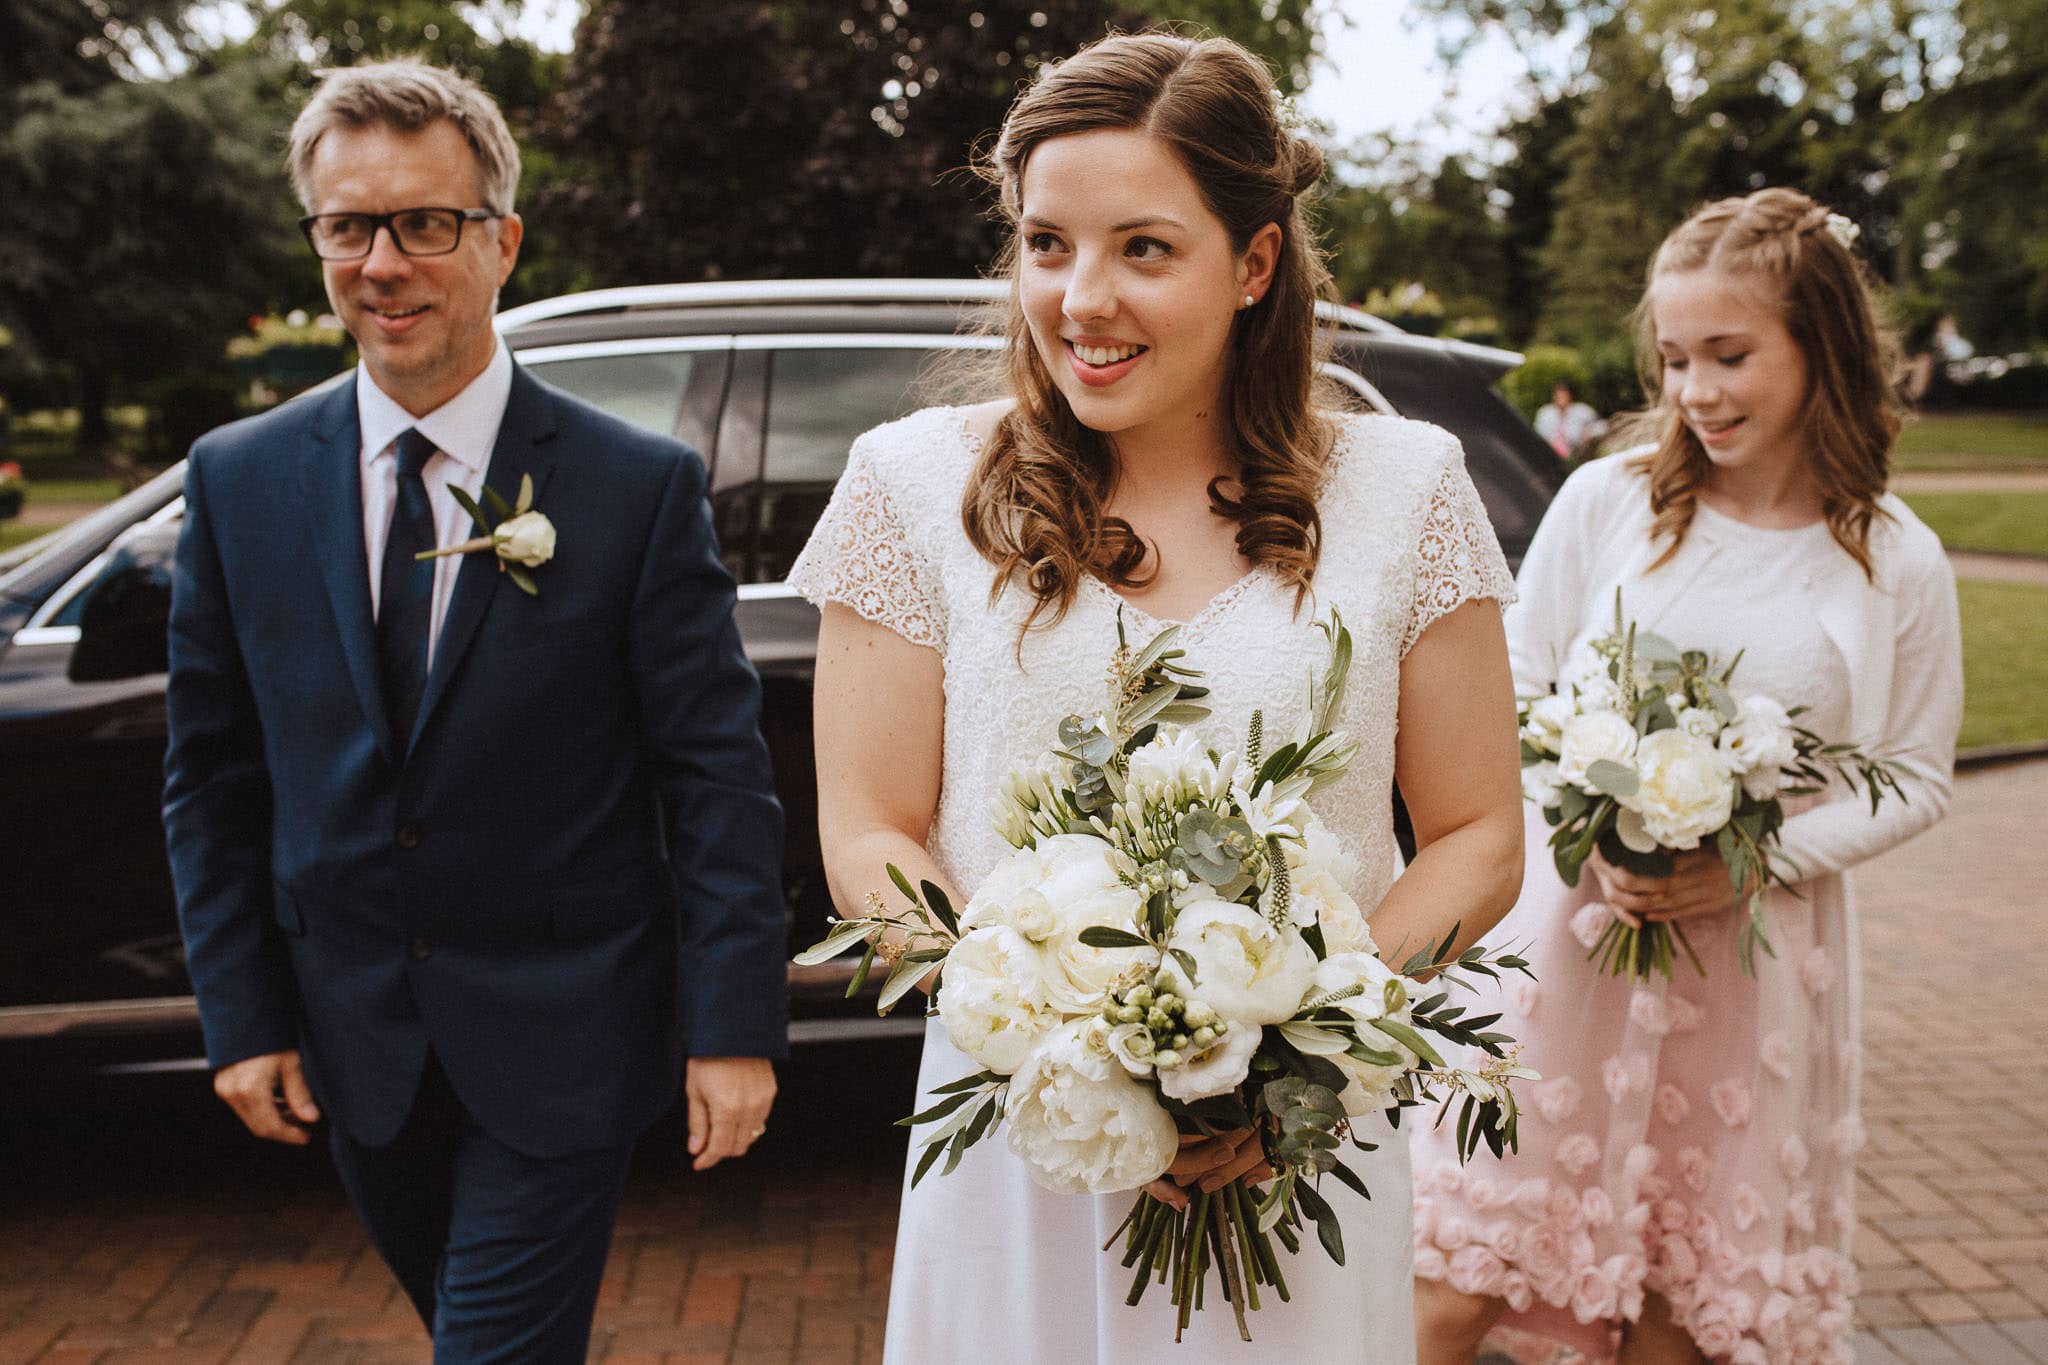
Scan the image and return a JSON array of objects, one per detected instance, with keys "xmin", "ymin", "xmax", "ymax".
[{"xmin": 164, "ymin": 366, "xmax": 787, "ymax": 1157}]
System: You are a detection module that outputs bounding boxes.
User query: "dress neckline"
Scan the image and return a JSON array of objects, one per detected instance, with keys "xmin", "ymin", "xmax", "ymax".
[{"xmin": 1083, "ymin": 568, "xmax": 1269, "ymax": 633}]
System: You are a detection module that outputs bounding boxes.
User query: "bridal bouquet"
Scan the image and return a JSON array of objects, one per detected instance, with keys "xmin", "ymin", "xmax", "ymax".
[
  {"xmin": 800, "ymin": 613, "xmax": 1534, "ymax": 1341},
  {"xmin": 1519, "ymin": 591, "xmax": 1903, "ymax": 979}
]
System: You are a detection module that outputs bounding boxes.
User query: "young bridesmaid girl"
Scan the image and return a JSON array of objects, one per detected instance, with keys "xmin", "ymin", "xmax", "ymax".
[{"xmin": 1409, "ymin": 188, "xmax": 1964, "ymax": 1364}]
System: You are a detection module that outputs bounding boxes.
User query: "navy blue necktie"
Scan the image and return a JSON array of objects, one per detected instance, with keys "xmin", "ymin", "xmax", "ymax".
[{"xmin": 377, "ymin": 428, "xmax": 438, "ymax": 746}]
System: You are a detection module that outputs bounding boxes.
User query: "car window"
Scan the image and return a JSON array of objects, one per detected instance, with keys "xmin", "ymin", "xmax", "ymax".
[
  {"xmin": 747, "ymin": 345, "xmax": 953, "ymax": 584},
  {"xmin": 522, "ymin": 349, "xmax": 697, "ymax": 437}
]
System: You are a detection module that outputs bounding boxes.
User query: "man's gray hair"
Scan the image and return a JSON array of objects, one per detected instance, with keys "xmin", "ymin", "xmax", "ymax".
[{"xmin": 289, "ymin": 58, "xmax": 521, "ymax": 214}]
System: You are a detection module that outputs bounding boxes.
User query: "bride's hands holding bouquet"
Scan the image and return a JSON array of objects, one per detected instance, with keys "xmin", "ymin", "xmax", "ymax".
[{"xmin": 1145, "ymin": 1129, "xmax": 1275, "ymax": 1211}]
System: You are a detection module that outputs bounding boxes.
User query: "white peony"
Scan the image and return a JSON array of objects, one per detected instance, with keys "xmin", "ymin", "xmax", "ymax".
[
  {"xmin": 1617, "ymin": 729, "xmax": 1737, "ymax": 851},
  {"xmin": 1005, "ymin": 1020, "xmax": 1181, "ymax": 1194},
  {"xmin": 1719, "ymin": 695, "xmax": 1798, "ymax": 799},
  {"xmin": 1521, "ymin": 760, "xmax": 1565, "ymax": 810},
  {"xmin": 936, "ymin": 926, "xmax": 1063, "ymax": 1073},
  {"xmin": 1557, "ymin": 711, "xmax": 1639, "ymax": 790},
  {"xmin": 1161, "ymin": 900, "xmax": 1317, "ymax": 1027},
  {"xmin": 1157, "ymin": 1017, "xmax": 1263, "ymax": 1101},
  {"xmin": 960, "ymin": 836, "xmax": 1150, "ymax": 1014},
  {"xmin": 1301, "ymin": 954, "xmax": 1417, "ymax": 1115}
]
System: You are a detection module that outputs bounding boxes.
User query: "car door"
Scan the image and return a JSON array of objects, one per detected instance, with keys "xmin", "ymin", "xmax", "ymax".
[{"xmin": 1, "ymin": 505, "xmax": 189, "ymax": 1009}]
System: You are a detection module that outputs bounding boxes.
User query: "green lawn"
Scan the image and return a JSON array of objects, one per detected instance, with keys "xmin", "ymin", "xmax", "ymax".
[
  {"xmin": 1957, "ymin": 579, "xmax": 2048, "ymax": 750},
  {"xmin": 23, "ymin": 478, "xmax": 123, "ymax": 503},
  {"xmin": 0, "ymin": 523, "xmax": 50, "ymax": 554},
  {"xmin": 1895, "ymin": 412, "xmax": 2048, "ymax": 470},
  {"xmin": 1901, "ymin": 491, "xmax": 2048, "ymax": 557}
]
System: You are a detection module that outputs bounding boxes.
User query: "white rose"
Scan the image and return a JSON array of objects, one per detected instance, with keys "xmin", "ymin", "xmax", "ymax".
[
  {"xmin": 492, "ymin": 511, "xmax": 556, "ymax": 567},
  {"xmin": 1562, "ymin": 655, "xmax": 1624, "ymax": 713},
  {"xmin": 1617, "ymin": 729, "xmax": 1736, "ymax": 851},
  {"xmin": 1005, "ymin": 1021, "xmax": 1180, "ymax": 1194},
  {"xmin": 1557, "ymin": 711, "xmax": 1639, "ymax": 789},
  {"xmin": 1521, "ymin": 760, "xmax": 1564, "ymax": 810},
  {"xmin": 1161, "ymin": 901, "xmax": 1317, "ymax": 1027},
  {"xmin": 1157, "ymin": 1017, "xmax": 1262, "ymax": 1101},
  {"xmin": 936, "ymin": 927, "xmax": 1062, "ymax": 1073}
]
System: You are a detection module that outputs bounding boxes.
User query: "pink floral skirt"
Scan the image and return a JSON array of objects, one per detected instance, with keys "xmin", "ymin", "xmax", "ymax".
[{"xmin": 1410, "ymin": 808, "xmax": 1863, "ymax": 1364}]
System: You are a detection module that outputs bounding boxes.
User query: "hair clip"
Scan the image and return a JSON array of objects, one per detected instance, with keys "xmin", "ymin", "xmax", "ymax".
[{"xmin": 1823, "ymin": 213, "xmax": 1860, "ymax": 250}]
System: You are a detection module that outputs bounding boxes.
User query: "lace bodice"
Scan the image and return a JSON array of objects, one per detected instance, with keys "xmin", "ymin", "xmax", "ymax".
[{"xmin": 787, "ymin": 405, "xmax": 1516, "ymax": 907}]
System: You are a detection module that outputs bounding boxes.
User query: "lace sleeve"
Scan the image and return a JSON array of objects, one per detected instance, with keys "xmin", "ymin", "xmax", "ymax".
[
  {"xmin": 1403, "ymin": 456, "xmax": 1517, "ymax": 655},
  {"xmin": 785, "ymin": 438, "xmax": 945, "ymax": 650}
]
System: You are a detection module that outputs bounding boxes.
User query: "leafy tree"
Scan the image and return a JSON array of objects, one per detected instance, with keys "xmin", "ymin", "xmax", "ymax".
[
  {"xmin": 536, "ymin": 0, "xmax": 1320, "ymax": 287},
  {"xmin": 0, "ymin": 4, "xmax": 291, "ymax": 466}
]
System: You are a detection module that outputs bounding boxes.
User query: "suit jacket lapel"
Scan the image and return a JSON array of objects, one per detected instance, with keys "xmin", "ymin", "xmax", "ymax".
[
  {"xmin": 405, "ymin": 366, "xmax": 559, "ymax": 754},
  {"xmin": 304, "ymin": 376, "xmax": 398, "ymax": 762}
]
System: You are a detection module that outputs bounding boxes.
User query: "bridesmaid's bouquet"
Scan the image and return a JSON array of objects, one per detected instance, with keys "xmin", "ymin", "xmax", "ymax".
[
  {"xmin": 1518, "ymin": 591, "xmax": 1903, "ymax": 979},
  {"xmin": 800, "ymin": 612, "xmax": 1534, "ymax": 1342}
]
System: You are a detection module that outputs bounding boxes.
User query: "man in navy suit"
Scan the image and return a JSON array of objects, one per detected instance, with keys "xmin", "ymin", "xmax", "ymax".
[{"xmin": 163, "ymin": 59, "xmax": 787, "ymax": 1361}]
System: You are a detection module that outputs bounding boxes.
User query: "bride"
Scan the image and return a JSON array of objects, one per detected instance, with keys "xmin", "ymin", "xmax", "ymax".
[{"xmin": 788, "ymin": 32, "xmax": 1525, "ymax": 1363}]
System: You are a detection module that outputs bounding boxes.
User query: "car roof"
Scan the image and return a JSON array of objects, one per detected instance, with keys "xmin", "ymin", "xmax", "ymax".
[{"xmin": 495, "ymin": 277, "xmax": 1525, "ymax": 381}]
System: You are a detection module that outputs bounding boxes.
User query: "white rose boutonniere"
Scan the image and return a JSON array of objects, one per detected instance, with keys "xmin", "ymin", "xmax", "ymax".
[{"xmin": 417, "ymin": 473, "xmax": 555, "ymax": 595}]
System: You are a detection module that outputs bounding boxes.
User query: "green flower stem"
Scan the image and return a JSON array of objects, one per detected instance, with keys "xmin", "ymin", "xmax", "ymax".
[{"xmin": 1215, "ymin": 1188, "xmax": 1254, "ymax": 1340}]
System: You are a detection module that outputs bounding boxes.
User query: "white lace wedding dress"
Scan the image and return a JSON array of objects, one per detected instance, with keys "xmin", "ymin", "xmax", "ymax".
[{"xmin": 788, "ymin": 405, "xmax": 1514, "ymax": 1363}]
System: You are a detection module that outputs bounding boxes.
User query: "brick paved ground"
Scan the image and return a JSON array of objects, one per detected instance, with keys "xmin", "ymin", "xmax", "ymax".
[{"xmin": 2, "ymin": 759, "xmax": 2044, "ymax": 1363}]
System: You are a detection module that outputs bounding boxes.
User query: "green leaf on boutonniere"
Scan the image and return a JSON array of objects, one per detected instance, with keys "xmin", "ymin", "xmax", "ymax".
[
  {"xmin": 515, "ymin": 473, "xmax": 535, "ymax": 515},
  {"xmin": 505, "ymin": 563, "xmax": 539, "ymax": 597},
  {"xmin": 481, "ymin": 482, "xmax": 514, "ymax": 521},
  {"xmin": 448, "ymin": 484, "xmax": 492, "ymax": 535}
]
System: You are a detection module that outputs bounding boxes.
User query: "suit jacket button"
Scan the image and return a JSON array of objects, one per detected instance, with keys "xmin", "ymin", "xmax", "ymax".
[
  {"xmin": 409, "ymin": 936, "xmax": 432, "ymax": 961},
  {"xmin": 396, "ymin": 825, "xmax": 421, "ymax": 849}
]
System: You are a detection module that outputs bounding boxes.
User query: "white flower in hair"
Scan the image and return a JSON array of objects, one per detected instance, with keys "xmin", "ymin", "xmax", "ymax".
[{"xmin": 1823, "ymin": 213, "xmax": 1860, "ymax": 250}]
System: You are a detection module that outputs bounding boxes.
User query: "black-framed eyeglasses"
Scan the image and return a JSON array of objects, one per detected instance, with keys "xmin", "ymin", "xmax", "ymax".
[{"xmin": 298, "ymin": 207, "xmax": 501, "ymax": 260}]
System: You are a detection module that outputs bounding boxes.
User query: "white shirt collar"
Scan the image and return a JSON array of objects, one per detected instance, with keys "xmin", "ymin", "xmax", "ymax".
[{"xmin": 357, "ymin": 339, "xmax": 514, "ymax": 472}]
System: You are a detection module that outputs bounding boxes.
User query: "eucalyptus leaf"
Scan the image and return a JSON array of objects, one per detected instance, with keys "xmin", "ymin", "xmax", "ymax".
[{"xmin": 1585, "ymin": 759, "xmax": 1640, "ymax": 799}]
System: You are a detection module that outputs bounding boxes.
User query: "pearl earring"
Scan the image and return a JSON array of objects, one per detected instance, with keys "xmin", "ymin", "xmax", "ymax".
[{"xmin": 1241, "ymin": 294, "xmax": 1256, "ymax": 309}]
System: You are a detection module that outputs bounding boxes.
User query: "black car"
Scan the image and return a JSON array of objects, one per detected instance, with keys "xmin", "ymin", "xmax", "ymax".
[{"xmin": 0, "ymin": 279, "xmax": 1562, "ymax": 1076}]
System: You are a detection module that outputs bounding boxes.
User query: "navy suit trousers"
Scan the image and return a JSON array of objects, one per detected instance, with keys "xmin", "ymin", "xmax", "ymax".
[{"xmin": 327, "ymin": 1055, "xmax": 633, "ymax": 1363}]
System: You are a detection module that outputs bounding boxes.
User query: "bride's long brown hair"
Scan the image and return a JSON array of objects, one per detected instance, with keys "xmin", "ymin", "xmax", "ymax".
[{"xmin": 963, "ymin": 31, "xmax": 1340, "ymax": 632}]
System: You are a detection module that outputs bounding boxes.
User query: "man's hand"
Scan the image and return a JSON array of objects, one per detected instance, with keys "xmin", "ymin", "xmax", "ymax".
[
  {"xmin": 214, "ymin": 1050, "xmax": 320, "ymax": 1145},
  {"xmin": 1588, "ymin": 847, "xmax": 1739, "ymax": 926},
  {"xmin": 684, "ymin": 1056, "xmax": 776, "ymax": 1172}
]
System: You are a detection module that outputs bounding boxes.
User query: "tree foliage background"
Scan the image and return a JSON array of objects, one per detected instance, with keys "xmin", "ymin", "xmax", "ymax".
[{"xmin": 1, "ymin": 0, "xmax": 2042, "ymax": 469}]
